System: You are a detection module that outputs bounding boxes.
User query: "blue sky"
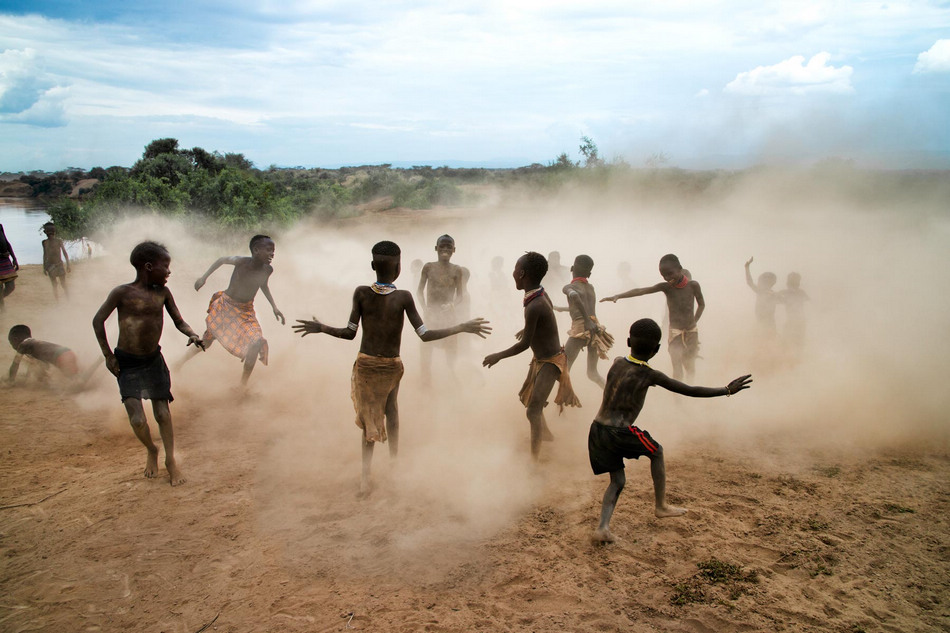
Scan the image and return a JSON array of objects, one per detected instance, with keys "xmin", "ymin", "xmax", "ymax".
[{"xmin": 1, "ymin": 1, "xmax": 948, "ymax": 171}]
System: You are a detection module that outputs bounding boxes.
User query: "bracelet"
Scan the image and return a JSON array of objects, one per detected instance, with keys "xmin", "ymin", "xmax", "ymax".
[{"xmin": 725, "ymin": 386, "xmax": 732, "ymax": 397}]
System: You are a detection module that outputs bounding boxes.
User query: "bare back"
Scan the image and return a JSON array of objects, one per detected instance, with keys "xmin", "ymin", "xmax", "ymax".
[
  {"xmin": 349, "ymin": 287, "xmax": 424, "ymax": 358},
  {"xmin": 564, "ymin": 281, "xmax": 598, "ymax": 321},
  {"xmin": 525, "ymin": 293, "xmax": 561, "ymax": 359}
]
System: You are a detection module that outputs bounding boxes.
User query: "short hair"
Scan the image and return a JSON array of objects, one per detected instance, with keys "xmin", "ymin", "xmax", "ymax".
[
  {"xmin": 249, "ymin": 234, "xmax": 272, "ymax": 251},
  {"xmin": 759, "ymin": 272, "xmax": 777, "ymax": 287},
  {"xmin": 573, "ymin": 254, "xmax": 594, "ymax": 275},
  {"xmin": 129, "ymin": 241, "xmax": 170, "ymax": 268},
  {"xmin": 436, "ymin": 234, "xmax": 454, "ymax": 246},
  {"xmin": 372, "ymin": 240, "xmax": 401, "ymax": 257},
  {"xmin": 520, "ymin": 251, "xmax": 548, "ymax": 284},
  {"xmin": 787, "ymin": 272, "xmax": 801, "ymax": 285},
  {"xmin": 42, "ymin": 222, "xmax": 55, "ymax": 230},
  {"xmin": 659, "ymin": 253, "xmax": 681, "ymax": 268},
  {"xmin": 629, "ymin": 318, "xmax": 662, "ymax": 356},
  {"xmin": 8, "ymin": 324, "xmax": 31, "ymax": 345}
]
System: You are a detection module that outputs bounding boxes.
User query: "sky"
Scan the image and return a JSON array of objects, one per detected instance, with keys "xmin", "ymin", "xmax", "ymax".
[{"xmin": 0, "ymin": 1, "xmax": 948, "ymax": 171}]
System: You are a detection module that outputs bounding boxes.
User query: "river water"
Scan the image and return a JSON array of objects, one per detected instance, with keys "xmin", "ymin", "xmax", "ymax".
[{"xmin": 0, "ymin": 200, "xmax": 52, "ymax": 265}]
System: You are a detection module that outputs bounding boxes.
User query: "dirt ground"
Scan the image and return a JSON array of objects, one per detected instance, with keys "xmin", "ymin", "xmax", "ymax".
[{"xmin": 1, "ymin": 209, "xmax": 949, "ymax": 632}]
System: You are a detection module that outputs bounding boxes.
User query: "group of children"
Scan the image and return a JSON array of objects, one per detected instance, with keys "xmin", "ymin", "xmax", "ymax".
[{"xmin": 8, "ymin": 230, "xmax": 770, "ymax": 544}]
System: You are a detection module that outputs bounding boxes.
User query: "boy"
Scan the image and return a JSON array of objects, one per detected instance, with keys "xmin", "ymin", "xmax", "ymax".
[
  {"xmin": 41, "ymin": 222, "xmax": 70, "ymax": 300},
  {"xmin": 184, "ymin": 235, "xmax": 284, "ymax": 385},
  {"xmin": 744, "ymin": 257, "xmax": 780, "ymax": 338},
  {"xmin": 417, "ymin": 235, "xmax": 469, "ymax": 383},
  {"xmin": 780, "ymin": 272, "xmax": 808, "ymax": 355},
  {"xmin": 7, "ymin": 324, "xmax": 100, "ymax": 387},
  {"xmin": 293, "ymin": 240, "xmax": 490, "ymax": 496},
  {"xmin": 561, "ymin": 255, "xmax": 613, "ymax": 388},
  {"xmin": 602, "ymin": 254, "xmax": 704, "ymax": 382},
  {"xmin": 483, "ymin": 252, "xmax": 581, "ymax": 459},
  {"xmin": 589, "ymin": 318, "xmax": 751, "ymax": 543},
  {"xmin": 92, "ymin": 241, "xmax": 204, "ymax": 486}
]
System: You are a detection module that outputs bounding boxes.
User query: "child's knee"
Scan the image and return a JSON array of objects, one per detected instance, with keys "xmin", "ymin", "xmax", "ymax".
[{"xmin": 128, "ymin": 412, "xmax": 147, "ymax": 428}]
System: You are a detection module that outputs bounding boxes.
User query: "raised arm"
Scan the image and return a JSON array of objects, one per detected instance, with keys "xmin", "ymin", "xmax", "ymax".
[
  {"xmin": 164, "ymin": 289, "xmax": 204, "ymax": 349},
  {"xmin": 260, "ymin": 277, "xmax": 285, "ymax": 324},
  {"xmin": 194, "ymin": 256, "xmax": 239, "ymax": 291},
  {"xmin": 744, "ymin": 257, "xmax": 759, "ymax": 293},
  {"xmin": 600, "ymin": 282, "xmax": 666, "ymax": 303},
  {"xmin": 653, "ymin": 371, "xmax": 752, "ymax": 398},
  {"xmin": 293, "ymin": 289, "xmax": 361, "ymax": 340},
  {"xmin": 92, "ymin": 288, "xmax": 121, "ymax": 375},
  {"xmin": 7, "ymin": 353, "xmax": 23, "ymax": 383}
]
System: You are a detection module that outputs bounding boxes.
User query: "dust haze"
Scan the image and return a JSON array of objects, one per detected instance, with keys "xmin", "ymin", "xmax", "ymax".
[{"xmin": 24, "ymin": 167, "xmax": 950, "ymax": 579}]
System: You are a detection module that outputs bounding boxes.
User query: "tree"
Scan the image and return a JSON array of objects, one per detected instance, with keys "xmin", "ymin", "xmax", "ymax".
[
  {"xmin": 143, "ymin": 138, "xmax": 181, "ymax": 160},
  {"xmin": 579, "ymin": 136, "xmax": 603, "ymax": 168}
]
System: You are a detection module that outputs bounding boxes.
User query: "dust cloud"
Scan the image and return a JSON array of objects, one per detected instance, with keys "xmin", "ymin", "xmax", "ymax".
[{"xmin": 28, "ymin": 167, "xmax": 950, "ymax": 578}]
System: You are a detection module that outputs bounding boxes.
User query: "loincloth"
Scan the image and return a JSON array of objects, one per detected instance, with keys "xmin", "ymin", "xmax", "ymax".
[
  {"xmin": 567, "ymin": 316, "xmax": 614, "ymax": 360},
  {"xmin": 0, "ymin": 254, "xmax": 17, "ymax": 282},
  {"xmin": 203, "ymin": 291, "xmax": 268, "ymax": 364},
  {"xmin": 518, "ymin": 351, "xmax": 581, "ymax": 413},
  {"xmin": 668, "ymin": 327, "xmax": 700, "ymax": 359},
  {"xmin": 45, "ymin": 262, "xmax": 66, "ymax": 278},
  {"xmin": 351, "ymin": 353, "xmax": 405, "ymax": 443},
  {"xmin": 114, "ymin": 346, "xmax": 173, "ymax": 402}
]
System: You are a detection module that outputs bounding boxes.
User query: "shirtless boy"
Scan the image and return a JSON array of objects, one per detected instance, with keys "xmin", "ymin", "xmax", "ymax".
[
  {"xmin": 183, "ymin": 235, "xmax": 284, "ymax": 385},
  {"xmin": 602, "ymin": 254, "xmax": 704, "ymax": 382},
  {"xmin": 589, "ymin": 318, "xmax": 751, "ymax": 543},
  {"xmin": 417, "ymin": 235, "xmax": 468, "ymax": 383},
  {"xmin": 561, "ymin": 255, "xmax": 613, "ymax": 388},
  {"xmin": 483, "ymin": 252, "xmax": 581, "ymax": 459},
  {"xmin": 41, "ymin": 222, "xmax": 70, "ymax": 300},
  {"xmin": 294, "ymin": 241, "xmax": 490, "ymax": 496},
  {"xmin": 7, "ymin": 324, "xmax": 101, "ymax": 388},
  {"xmin": 744, "ymin": 256, "xmax": 780, "ymax": 338},
  {"xmin": 92, "ymin": 241, "xmax": 204, "ymax": 486}
]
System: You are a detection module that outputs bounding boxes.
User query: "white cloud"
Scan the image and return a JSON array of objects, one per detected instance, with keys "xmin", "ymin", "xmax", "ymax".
[
  {"xmin": 913, "ymin": 39, "xmax": 950, "ymax": 74},
  {"xmin": 0, "ymin": 48, "xmax": 68, "ymax": 126},
  {"xmin": 725, "ymin": 52, "xmax": 854, "ymax": 96}
]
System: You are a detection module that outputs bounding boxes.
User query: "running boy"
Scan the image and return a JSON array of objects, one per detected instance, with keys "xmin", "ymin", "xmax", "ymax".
[
  {"xmin": 417, "ymin": 234, "xmax": 468, "ymax": 383},
  {"xmin": 92, "ymin": 241, "xmax": 204, "ymax": 486},
  {"xmin": 561, "ymin": 254, "xmax": 613, "ymax": 388},
  {"xmin": 293, "ymin": 240, "xmax": 490, "ymax": 496},
  {"xmin": 41, "ymin": 222, "xmax": 70, "ymax": 300},
  {"xmin": 744, "ymin": 256, "xmax": 780, "ymax": 338},
  {"xmin": 7, "ymin": 324, "xmax": 100, "ymax": 388},
  {"xmin": 183, "ymin": 235, "xmax": 284, "ymax": 385},
  {"xmin": 483, "ymin": 252, "xmax": 581, "ymax": 459},
  {"xmin": 602, "ymin": 254, "xmax": 704, "ymax": 382},
  {"xmin": 589, "ymin": 318, "xmax": 751, "ymax": 543}
]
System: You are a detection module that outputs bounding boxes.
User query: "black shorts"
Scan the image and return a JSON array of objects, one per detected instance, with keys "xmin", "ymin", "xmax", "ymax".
[
  {"xmin": 114, "ymin": 347, "xmax": 173, "ymax": 402},
  {"xmin": 588, "ymin": 421, "xmax": 661, "ymax": 475}
]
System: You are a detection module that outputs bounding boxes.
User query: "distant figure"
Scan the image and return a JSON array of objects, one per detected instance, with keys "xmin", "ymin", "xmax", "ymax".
[
  {"xmin": 41, "ymin": 222, "xmax": 70, "ymax": 300},
  {"xmin": 744, "ymin": 257, "xmax": 780, "ymax": 338},
  {"xmin": 483, "ymin": 252, "xmax": 581, "ymax": 459},
  {"xmin": 7, "ymin": 324, "xmax": 101, "ymax": 389},
  {"xmin": 589, "ymin": 318, "xmax": 751, "ymax": 544},
  {"xmin": 181, "ymin": 235, "xmax": 284, "ymax": 386},
  {"xmin": 410, "ymin": 258, "xmax": 423, "ymax": 291},
  {"xmin": 617, "ymin": 261, "xmax": 633, "ymax": 289},
  {"xmin": 602, "ymin": 254, "xmax": 704, "ymax": 382},
  {"xmin": 780, "ymin": 272, "xmax": 808, "ymax": 355},
  {"xmin": 294, "ymin": 240, "xmax": 490, "ymax": 497},
  {"xmin": 0, "ymin": 224, "xmax": 18, "ymax": 311},
  {"xmin": 417, "ymin": 235, "xmax": 468, "ymax": 384},
  {"xmin": 92, "ymin": 241, "xmax": 205, "ymax": 486},
  {"xmin": 561, "ymin": 255, "xmax": 613, "ymax": 388},
  {"xmin": 546, "ymin": 251, "xmax": 570, "ymax": 290}
]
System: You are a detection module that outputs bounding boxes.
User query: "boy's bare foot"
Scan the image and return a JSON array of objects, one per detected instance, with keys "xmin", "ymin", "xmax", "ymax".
[
  {"xmin": 655, "ymin": 505, "xmax": 687, "ymax": 518},
  {"xmin": 357, "ymin": 479, "xmax": 375, "ymax": 499},
  {"xmin": 145, "ymin": 451, "xmax": 159, "ymax": 478},
  {"xmin": 591, "ymin": 528, "xmax": 616, "ymax": 544},
  {"xmin": 166, "ymin": 460, "xmax": 185, "ymax": 486}
]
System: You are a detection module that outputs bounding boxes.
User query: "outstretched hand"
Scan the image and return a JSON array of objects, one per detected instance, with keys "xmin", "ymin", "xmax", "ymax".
[
  {"xmin": 462, "ymin": 317, "xmax": 492, "ymax": 338},
  {"xmin": 483, "ymin": 352, "xmax": 503, "ymax": 368},
  {"xmin": 600, "ymin": 295, "xmax": 617, "ymax": 303},
  {"xmin": 726, "ymin": 374, "xmax": 753, "ymax": 395},
  {"xmin": 187, "ymin": 335, "xmax": 205, "ymax": 351},
  {"xmin": 292, "ymin": 318, "xmax": 323, "ymax": 337},
  {"xmin": 274, "ymin": 308, "xmax": 286, "ymax": 325}
]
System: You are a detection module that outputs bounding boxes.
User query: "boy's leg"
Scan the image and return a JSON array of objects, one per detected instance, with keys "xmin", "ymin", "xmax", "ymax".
[
  {"xmin": 2, "ymin": 279, "xmax": 14, "ymax": 297},
  {"xmin": 359, "ymin": 438, "xmax": 375, "ymax": 498},
  {"xmin": 585, "ymin": 347, "xmax": 605, "ymax": 388},
  {"xmin": 151, "ymin": 400, "xmax": 184, "ymax": 486},
  {"xmin": 48, "ymin": 273, "xmax": 58, "ymax": 299},
  {"xmin": 564, "ymin": 337, "xmax": 584, "ymax": 369},
  {"xmin": 123, "ymin": 398, "xmax": 159, "ymax": 478},
  {"xmin": 593, "ymin": 469, "xmax": 625, "ymax": 543},
  {"xmin": 385, "ymin": 382, "xmax": 400, "ymax": 458},
  {"xmin": 648, "ymin": 448, "xmax": 686, "ymax": 517},
  {"xmin": 241, "ymin": 339, "xmax": 264, "ymax": 385},
  {"xmin": 668, "ymin": 340, "xmax": 685, "ymax": 381},
  {"xmin": 526, "ymin": 364, "xmax": 559, "ymax": 457},
  {"xmin": 59, "ymin": 274, "xmax": 69, "ymax": 299}
]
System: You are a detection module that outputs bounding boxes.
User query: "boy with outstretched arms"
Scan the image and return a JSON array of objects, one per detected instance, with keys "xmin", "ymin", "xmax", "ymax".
[
  {"xmin": 602, "ymin": 254, "xmax": 704, "ymax": 382},
  {"xmin": 293, "ymin": 241, "xmax": 490, "ymax": 496},
  {"xmin": 41, "ymin": 222, "xmax": 70, "ymax": 300},
  {"xmin": 7, "ymin": 324, "xmax": 100, "ymax": 388},
  {"xmin": 483, "ymin": 252, "xmax": 581, "ymax": 459},
  {"xmin": 92, "ymin": 241, "xmax": 204, "ymax": 486},
  {"xmin": 417, "ymin": 234, "xmax": 468, "ymax": 383},
  {"xmin": 590, "ymin": 318, "xmax": 751, "ymax": 543},
  {"xmin": 183, "ymin": 235, "xmax": 284, "ymax": 385},
  {"xmin": 560, "ymin": 255, "xmax": 613, "ymax": 388}
]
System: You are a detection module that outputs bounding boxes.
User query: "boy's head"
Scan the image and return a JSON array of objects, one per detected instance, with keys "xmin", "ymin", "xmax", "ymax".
[
  {"xmin": 758, "ymin": 272, "xmax": 777, "ymax": 289},
  {"xmin": 249, "ymin": 234, "xmax": 275, "ymax": 264},
  {"xmin": 130, "ymin": 241, "xmax": 171, "ymax": 286},
  {"xmin": 42, "ymin": 222, "xmax": 55, "ymax": 237},
  {"xmin": 8, "ymin": 324, "xmax": 31, "ymax": 349},
  {"xmin": 627, "ymin": 318, "xmax": 662, "ymax": 360},
  {"xmin": 410, "ymin": 258, "xmax": 423, "ymax": 274},
  {"xmin": 572, "ymin": 254, "xmax": 594, "ymax": 278},
  {"xmin": 435, "ymin": 235, "xmax": 455, "ymax": 262},
  {"xmin": 514, "ymin": 251, "xmax": 547, "ymax": 290},
  {"xmin": 548, "ymin": 251, "xmax": 561, "ymax": 266},
  {"xmin": 787, "ymin": 272, "xmax": 801, "ymax": 289},
  {"xmin": 371, "ymin": 240, "xmax": 401, "ymax": 281},
  {"xmin": 658, "ymin": 253, "xmax": 684, "ymax": 284}
]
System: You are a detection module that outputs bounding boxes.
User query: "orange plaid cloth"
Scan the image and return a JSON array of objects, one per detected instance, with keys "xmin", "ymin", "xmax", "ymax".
[{"xmin": 203, "ymin": 291, "xmax": 268, "ymax": 364}]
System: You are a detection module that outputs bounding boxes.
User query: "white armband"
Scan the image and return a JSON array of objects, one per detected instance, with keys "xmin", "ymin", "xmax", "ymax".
[
  {"xmin": 415, "ymin": 324, "xmax": 428, "ymax": 338},
  {"xmin": 347, "ymin": 321, "xmax": 358, "ymax": 332}
]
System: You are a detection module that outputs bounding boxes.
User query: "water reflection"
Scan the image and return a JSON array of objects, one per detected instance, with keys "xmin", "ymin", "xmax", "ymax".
[{"xmin": 0, "ymin": 200, "xmax": 50, "ymax": 265}]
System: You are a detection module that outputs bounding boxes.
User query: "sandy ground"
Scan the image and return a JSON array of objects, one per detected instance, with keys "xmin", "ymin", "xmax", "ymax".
[{"xmin": 1, "ymin": 202, "xmax": 949, "ymax": 632}]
